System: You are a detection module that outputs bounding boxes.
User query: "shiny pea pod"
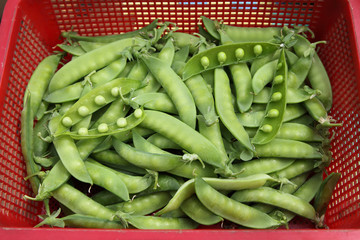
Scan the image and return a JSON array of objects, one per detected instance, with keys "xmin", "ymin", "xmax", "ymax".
[
  {"xmin": 195, "ymin": 177, "xmax": 281, "ymax": 229},
  {"xmin": 254, "ymin": 86, "xmax": 318, "ymax": 104},
  {"xmin": 62, "ymin": 108, "xmax": 145, "ymax": 140},
  {"xmin": 214, "ymin": 67, "xmax": 255, "ymax": 154},
  {"xmin": 44, "ymin": 82, "xmax": 84, "ymax": 103},
  {"xmin": 107, "ymin": 192, "xmax": 171, "ymax": 215},
  {"xmin": 62, "ymin": 214, "xmax": 124, "ymax": 229},
  {"xmin": 131, "ymin": 92, "xmax": 177, "ymax": 114},
  {"xmin": 182, "ymin": 42, "xmax": 279, "ymax": 80},
  {"xmin": 139, "ymin": 110, "xmax": 227, "ymax": 169},
  {"xmin": 124, "ymin": 215, "xmax": 198, "ymax": 229},
  {"xmin": 276, "ymin": 122, "xmax": 324, "ymax": 142},
  {"xmin": 252, "ymin": 49, "xmax": 287, "ymax": 145},
  {"xmin": 231, "ymin": 186, "xmax": 316, "ymax": 220},
  {"xmin": 85, "ymin": 158, "xmax": 129, "ymax": 201},
  {"xmin": 254, "ymin": 138, "xmax": 322, "ymax": 159},
  {"xmin": 156, "ymin": 173, "xmax": 277, "ymax": 216},
  {"xmin": 303, "ymin": 97, "xmax": 342, "ymax": 127},
  {"xmin": 180, "ymin": 195, "xmax": 224, "ymax": 226},
  {"xmin": 55, "ymin": 78, "xmax": 141, "ymax": 136},
  {"xmin": 252, "ymin": 59, "xmax": 278, "ymax": 95}
]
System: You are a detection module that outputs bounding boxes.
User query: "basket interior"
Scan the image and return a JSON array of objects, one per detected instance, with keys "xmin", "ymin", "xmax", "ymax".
[{"xmin": 0, "ymin": 0, "xmax": 359, "ymax": 229}]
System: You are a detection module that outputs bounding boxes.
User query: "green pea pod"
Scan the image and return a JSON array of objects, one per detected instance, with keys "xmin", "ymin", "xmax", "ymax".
[
  {"xmin": 123, "ymin": 214, "xmax": 198, "ymax": 229},
  {"xmin": 200, "ymin": 16, "xmax": 221, "ymax": 40},
  {"xmin": 252, "ymin": 59, "xmax": 278, "ymax": 95},
  {"xmin": 44, "ymin": 82, "xmax": 84, "ymax": 103},
  {"xmin": 252, "ymin": 48, "xmax": 288, "ymax": 145},
  {"xmin": 62, "ymin": 214, "xmax": 124, "ymax": 229},
  {"xmin": 220, "ymin": 24, "xmax": 281, "ymax": 43},
  {"xmin": 62, "ymin": 109, "xmax": 145, "ymax": 140},
  {"xmin": 57, "ymin": 43, "xmax": 86, "ymax": 56},
  {"xmin": 55, "ymin": 77, "xmax": 141, "ymax": 136},
  {"xmin": 61, "ymin": 19, "xmax": 158, "ymax": 43},
  {"xmin": 214, "ymin": 68, "xmax": 255, "ymax": 154},
  {"xmin": 48, "ymin": 38, "xmax": 146, "ymax": 93},
  {"xmin": 314, "ymin": 172, "xmax": 341, "ymax": 217},
  {"xmin": 183, "ymin": 42, "xmax": 279, "ymax": 80},
  {"xmin": 195, "ymin": 177, "xmax": 281, "ymax": 229},
  {"xmin": 131, "ymin": 92, "xmax": 177, "ymax": 114}
]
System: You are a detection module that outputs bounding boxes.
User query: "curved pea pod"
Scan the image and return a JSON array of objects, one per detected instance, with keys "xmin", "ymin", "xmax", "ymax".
[
  {"xmin": 303, "ymin": 97, "xmax": 342, "ymax": 127},
  {"xmin": 141, "ymin": 55, "xmax": 197, "ymax": 129},
  {"xmin": 314, "ymin": 172, "xmax": 341, "ymax": 218},
  {"xmin": 229, "ymin": 62, "xmax": 253, "ymax": 113},
  {"xmin": 254, "ymin": 138, "xmax": 322, "ymax": 159},
  {"xmin": 268, "ymin": 160, "xmax": 317, "ymax": 184},
  {"xmin": 61, "ymin": 108, "xmax": 145, "ymax": 140},
  {"xmin": 62, "ymin": 19, "xmax": 158, "ymax": 43},
  {"xmin": 220, "ymin": 24, "xmax": 281, "ymax": 43},
  {"xmin": 195, "ymin": 177, "xmax": 281, "ymax": 229},
  {"xmin": 231, "ymin": 158, "xmax": 295, "ymax": 177},
  {"xmin": 156, "ymin": 174, "xmax": 278, "ymax": 216},
  {"xmin": 131, "ymin": 92, "xmax": 177, "ymax": 114},
  {"xmin": 254, "ymin": 86, "xmax": 319, "ymax": 104},
  {"xmin": 44, "ymin": 82, "xmax": 84, "ymax": 103},
  {"xmin": 231, "ymin": 186, "xmax": 316, "ymax": 220},
  {"xmin": 55, "ymin": 77, "xmax": 141, "ymax": 136},
  {"xmin": 139, "ymin": 110, "xmax": 228, "ymax": 169},
  {"xmin": 57, "ymin": 43, "xmax": 86, "ymax": 56},
  {"xmin": 171, "ymin": 32, "xmax": 201, "ymax": 54},
  {"xmin": 79, "ymin": 41, "xmax": 107, "ymax": 52},
  {"xmin": 123, "ymin": 214, "xmax": 198, "ymax": 229},
  {"xmin": 252, "ymin": 49, "xmax": 287, "ymax": 145},
  {"xmin": 62, "ymin": 214, "xmax": 124, "ymax": 229},
  {"xmin": 276, "ymin": 123, "xmax": 324, "ymax": 142},
  {"xmin": 180, "ymin": 195, "xmax": 224, "ymax": 226},
  {"xmin": 107, "ymin": 192, "xmax": 171, "ymax": 216},
  {"xmin": 214, "ymin": 68, "xmax": 255, "ymax": 155},
  {"xmin": 91, "ymin": 57, "xmax": 127, "ymax": 87},
  {"xmin": 84, "ymin": 158, "xmax": 130, "ymax": 201},
  {"xmin": 183, "ymin": 42, "xmax": 279, "ymax": 80},
  {"xmin": 48, "ymin": 37, "xmax": 146, "ymax": 93},
  {"xmin": 200, "ymin": 16, "xmax": 221, "ymax": 40},
  {"xmin": 252, "ymin": 59, "xmax": 278, "ymax": 95},
  {"xmin": 113, "ymin": 139, "xmax": 184, "ymax": 172}
]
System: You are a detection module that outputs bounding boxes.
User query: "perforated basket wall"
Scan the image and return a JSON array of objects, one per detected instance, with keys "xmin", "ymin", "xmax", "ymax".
[{"xmin": 0, "ymin": 0, "xmax": 359, "ymax": 232}]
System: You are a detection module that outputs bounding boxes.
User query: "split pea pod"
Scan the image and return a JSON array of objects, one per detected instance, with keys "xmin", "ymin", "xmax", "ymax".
[
  {"xmin": 141, "ymin": 55, "xmax": 197, "ymax": 129},
  {"xmin": 139, "ymin": 110, "xmax": 227, "ymax": 169},
  {"xmin": 252, "ymin": 48, "xmax": 288, "ymax": 145},
  {"xmin": 195, "ymin": 177, "xmax": 281, "ymax": 229},
  {"xmin": 48, "ymin": 37, "xmax": 146, "ymax": 93},
  {"xmin": 182, "ymin": 42, "xmax": 279, "ymax": 80},
  {"xmin": 55, "ymin": 77, "xmax": 141, "ymax": 136}
]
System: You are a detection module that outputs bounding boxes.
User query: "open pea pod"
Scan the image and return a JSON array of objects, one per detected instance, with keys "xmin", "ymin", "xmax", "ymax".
[
  {"xmin": 252, "ymin": 48, "xmax": 287, "ymax": 145},
  {"xmin": 54, "ymin": 77, "xmax": 141, "ymax": 136},
  {"xmin": 182, "ymin": 42, "xmax": 279, "ymax": 80},
  {"xmin": 60, "ymin": 108, "xmax": 145, "ymax": 140}
]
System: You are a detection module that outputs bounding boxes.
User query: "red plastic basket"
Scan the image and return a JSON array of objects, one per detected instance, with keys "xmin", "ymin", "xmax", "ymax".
[{"xmin": 0, "ymin": 0, "xmax": 360, "ymax": 239}]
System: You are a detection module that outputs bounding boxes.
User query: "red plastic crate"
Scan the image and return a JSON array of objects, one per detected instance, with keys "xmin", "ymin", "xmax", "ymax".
[{"xmin": 0, "ymin": 0, "xmax": 360, "ymax": 239}]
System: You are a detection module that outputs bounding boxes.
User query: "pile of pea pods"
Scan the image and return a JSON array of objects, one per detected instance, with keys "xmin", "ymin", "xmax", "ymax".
[{"xmin": 21, "ymin": 17, "xmax": 342, "ymax": 229}]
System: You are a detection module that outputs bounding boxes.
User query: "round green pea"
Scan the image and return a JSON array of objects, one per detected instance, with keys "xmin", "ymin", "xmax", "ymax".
[
  {"xmin": 78, "ymin": 106, "xmax": 90, "ymax": 117},
  {"xmin": 62, "ymin": 117, "xmax": 73, "ymax": 127},
  {"xmin": 95, "ymin": 95, "xmax": 106, "ymax": 105},
  {"xmin": 260, "ymin": 124, "xmax": 273, "ymax": 133},
  {"xmin": 277, "ymin": 62, "xmax": 283, "ymax": 70},
  {"xmin": 235, "ymin": 48, "xmax": 245, "ymax": 60},
  {"xmin": 217, "ymin": 51, "xmax": 227, "ymax": 64},
  {"xmin": 274, "ymin": 75, "xmax": 284, "ymax": 85},
  {"xmin": 116, "ymin": 117, "xmax": 127, "ymax": 128},
  {"xmin": 271, "ymin": 92, "xmax": 282, "ymax": 102},
  {"xmin": 200, "ymin": 56, "xmax": 210, "ymax": 69},
  {"xmin": 111, "ymin": 87, "xmax": 119, "ymax": 97},
  {"xmin": 253, "ymin": 44, "xmax": 263, "ymax": 56},
  {"xmin": 98, "ymin": 123, "xmax": 109, "ymax": 133},
  {"xmin": 267, "ymin": 109, "xmax": 280, "ymax": 118},
  {"xmin": 134, "ymin": 108, "xmax": 143, "ymax": 119},
  {"xmin": 78, "ymin": 127, "xmax": 88, "ymax": 135}
]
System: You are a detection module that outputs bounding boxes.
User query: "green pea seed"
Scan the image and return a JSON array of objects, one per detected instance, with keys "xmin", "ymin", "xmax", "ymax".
[
  {"xmin": 116, "ymin": 117, "xmax": 127, "ymax": 128},
  {"xmin": 235, "ymin": 48, "xmax": 245, "ymax": 60},
  {"xmin": 62, "ymin": 117, "xmax": 73, "ymax": 127},
  {"xmin": 134, "ymin": 108, "xmax": 143, "ymax": 119},
  {"xmin": 98, "ymin": 123, "xmax": 109, "ymax": 133},
  {"xmin": 200, "ymin": 56, "xmax": 210, "ymax": 69},
  {"xmin": 277, "ymin": 62, "xmax": 283, "ymax": 70},
  {"xmin": 267, "ymin": 109, "xmax": 280, "ymax": 118},
  {"xmin": 94, "ymin": 95, "xmax": 106, "ymax": 105},
  {"xmin": 78, "ymin": 127, "xmax": 88, "ymax": 136},
  {"xmin": 77, "ymin": 106, "xmax": 90, "ymax": 117},
  {"xmin": 253, "ymin": 44, "xmax": 263, "ymax": 56},
  {"xmin": 217, "ymin": 51, "xmax": 227, "ymax": 64},
  {"xmin": 271, "ymin": 92, "xmax": 282, "ymax": 102},
  {"xmin": 111, "ymin": 87, "xmax": 119, "ymax": 97},
  {"xmin": 273, "ymin": 75, "xmax": 284, "ymax": 85},
  {"xmin": 260, "ymin": 124, "xmax": 273, "ymax": 133}
]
